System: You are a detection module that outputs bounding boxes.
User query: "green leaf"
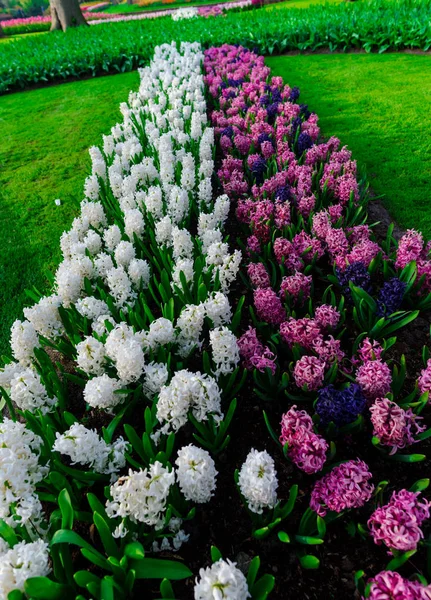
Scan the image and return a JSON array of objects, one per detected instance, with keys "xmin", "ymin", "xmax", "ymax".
[
  {"xmin": 295, "ymin": 535, "xmax": 324, "ymax": 546},
  {"xmin": 24, "ymin": 578, "xmax": 73, "ymax": 600},
  {"xmin": 58, "ymin": 489, "xmax": 74, "ymax": 530},
  {"xmin": 277, "ymin": 531, "xmax": 290, "ymax": 543},
  {"xmin": 389, "ymin": 453, "xmax": 426, "ymax": 462},
  {"xmin": 410, "ymin": 479, "xmax": 430, "ymax": 493},
  {"xmin": 125, "ymin": 541, "xmax": 145, "ymax": 560},
  {"xmin": 386, "ymin": 549, "xmax": 416, "ymax": 571},
  {"xmin": 93, "ymin": 512, "xmax": 119, "ymax": 559},
  {"xmin": 0, "ymin": 520, "xmax": 18, "ymax": 547},
  {"xmin": 250, "ymin": 574, "xmax": 275, "ymax": 600},
  {"xmin": 132, "ymin": 558, "xmax": 192, "ymax": 580},
  {"xmin": 211, "ymin": 546, "xmax": 223, "ymax": 563},
  {"xmin": 100, "ymin": 577, "xmax": 115, "ymax": 600},
  {"xmin": 160, "ymin": 579, "xmax": 175, "ymax": 599},
  {"xmin": 74, "ymin": 571, "xmax": 101, "ymax": 589},
  {"xmin": 299, "ymin": 555, "xmax": 320, "ymax": 570}
]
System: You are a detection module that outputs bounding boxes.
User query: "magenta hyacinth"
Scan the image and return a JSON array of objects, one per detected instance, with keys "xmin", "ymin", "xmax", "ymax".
[
  {"xmin": 280, "ymin": 406, "xmax": 327, "ymax": 474},
  {"xmin": 357, "ymin": 337, "xmax": 383, "ymax": 363},
  {"xmin": 365, "ymin": 570, "xmax": 431, "ymax": 600},
  {"xmin": 310, "ymin": 459, "xmax": 374, "ymax": 517},
  {"xmin": 368, "ymin": 490, "xmax": 431, "ymax": 552},
  {"xmin": 279, "ymin": 272, "xmax": 312, "ymax": 304},
  {"xmin": 370, "ymin": 398, "xmax": 425, "ymax": 454},
  {"xmin": 247, "ymin": 263, "xmax": 270, "ymax": 289},
  {"xmin": 293, "ymin": 355, "xmax": 326, "ymax": 391},
  {"xmin": 254, "ymin": 288, "xmax": 286, "ymax": 324},
  {"xmin": 418, "ymin": 359, "xmax": 431, "ymax": 396},
  {"xmin": 356, "ymin": 359, "xmax": 392, "ymax": 400},
  {"xmin": 237, "ymin": 327, "xmax": 276, "ymax": 374},
  {"xmin": 314, "ymin": 304, "xmax": 340, "ymax": 330},
  {"xmin": 280, "ymin": 317, "xmax": 322, "ymax": 350}
]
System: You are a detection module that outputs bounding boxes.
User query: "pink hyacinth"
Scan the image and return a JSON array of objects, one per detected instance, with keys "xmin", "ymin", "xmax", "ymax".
[
  {"xmin": 273, "ymin": 238, "xmax": 303, "ymax": 271},
  {"xmin": 314, "ymin": 304, "xmax": 340, "ymax": 329},
  {"xmin": 254, "ymin": 288, "xmax": 286, "ymax": 325},
  {"xmin": 365, "ymin": 570, "xmax": 431, "ymax": 600},
  {"xmin": 293, "ymin": 355, "xmax": 326, "ymax": 391},
  {"xmin": 357, "ymin": 337, "xmax": 383, "ymax": 363},
  {"xmin": 237, "ymin": 327, "xmax": 276, "ymax": 374},
  {"xmin": 418, "ymin": 359, "xmax": 431, "ymax": 395},
  {"xmin": 279, "ymin": 272, "xmax": 312, "ymax": 304},
  {"xmin": 274, "ymin": 202, "xmax": 291, "ymax": 229},
  {"xmin": 280, "ymin": 406, "xmax": 327, "ymax": 474},
  {"xmin": 280, "ymin": 318, "xmax": 322, "ymax": 350},
  {"xmin": 370, "ymin": 398, "xmax": 425, "ymax": 454},
  {"xmin": 310, "ymin": 459, "xmax": 374, "ymax": 517},
  {"xmin": 368, "ymin": 490, "xmax": 431, "ymax": 552},
  {"xmin": 356, "ymin": 359, "xmax": 391, "ymax": 399},
  {"xmin": 312, "ymin": 336, "xmax": 345, "ymax": 364},
  {"xmin": 395, "ymin": 229, "xmax": 425, "ymax": 270},
  {"xmin": 280, "ymin": 405, "xmax": 313, "ymax": 440},
  {"xmin": 247, "ymin": 235, "xmax": 261, "ymax": 254},
  {"xmin": 247, "ymin": 263, "xmax": 270, "ymax": 288}
]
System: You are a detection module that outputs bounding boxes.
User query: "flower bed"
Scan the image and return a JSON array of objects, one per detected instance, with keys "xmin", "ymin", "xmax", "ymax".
[{"xmin": 1, "ymin": 40, "xmax": 431, "ymax": 599}]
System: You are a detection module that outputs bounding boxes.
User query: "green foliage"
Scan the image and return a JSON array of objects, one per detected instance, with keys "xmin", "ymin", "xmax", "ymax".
[{"xmin": 1, "ymin": 0, "xmax": 431, "ymax": 93}]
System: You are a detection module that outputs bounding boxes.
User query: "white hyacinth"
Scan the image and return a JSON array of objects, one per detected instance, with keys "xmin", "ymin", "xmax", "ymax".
[
  {"xmin": 53, "ymin": 423, "xmax": 128, "ymax": 478},
  {"xmin": 175, "ymin": 445, "xmax": 217, "ymax": 503},
  {"xmin": 114, "ymin": 240, "xmax": 135, "ymax": 268},
  {"xmin": 210, "ymin": 327, "xmax": 240, "ymax": 377},
  {"xmin": 0, "ymin": 540, "xmax": 50, "ymax": 598},
  {"xmin": 75, "ymin": 297, "xmax": 110, "ymax": 321},
  {"xmin": 10, "ymin": 320, "xmax": 40, "ymax": 366},
  {"xmin": 0, "ymin": 419, "xmax": 48, "ymax": 529},
  {"xmin": 128, "ymin": 258, "xmax": 151, "ymax": 289},
  {"xmin": 156, "ymin": 370, "xmax": 223, "ymax": 433},
  {"xmin": 143, "ymin": 362, "xmax": 169, "ymax": 397},
  {"xmin": 10, "ymin": 368, "xmax": 56, "ymax": 414},
  {"xmin": 205, "ymin": 292, "xmax": 232, "ymax": 327},
  {"xmin": 106, "ymin": 463, "xmax": 174, "ymax": 529},
  {"xmin": 23, "ymin": 294, "xmax": 64, "ymax": 340},
  {"xmin": 84, "ymin": 374, "xmax": 123, "ymax": 411},
  {"xmin": 194, "ymin": 558, "xmax": 251, "ymax": 600},
  {"xmin": 238, "ymin": 449, "xmax": 278, "ymax": 515},
  {"xmin": 76, "ymin": 336, "xmax": 106, "ymax": 376}
]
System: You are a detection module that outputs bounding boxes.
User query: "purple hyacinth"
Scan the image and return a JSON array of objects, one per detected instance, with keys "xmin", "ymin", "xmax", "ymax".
[
  {"xmin": 266, "ymin": 102, "xmax": 280, "ymax": 123},
  {"xmin": 376, "ymin": 278, "xmax": 406, "ymax": 317},
  {"xmin": 336, "ymin": 261, "xmax": 372, "ymax": 301},
  {"xmin": 275, "ymin": 184, "xmax": 292, "ymax": 202},
  {"xmin": 220, "ymin": 126, "xmax": 234, "ymax": 139},
  {"xmin": 257, "ymin": 133, "xmax": 274, "ymax": 147},
  {"xmin": 316, "ymin": 384, "xmax": 367, "ymax": 427},
  {"xmin": 297, "ymin": 132, "xmax": 314, "ymax": 155},
  {"xmin": 291, "ymin": 116, "xmax": 302, "ymax": 136},
  {"xmin": 289, "ymin": 86, "xmax": 300, "ymax": 102},
  {"xmin": 250, "ymin": 157, "xmax": 267, "ymax": 185},
  {"xmin": 299, "ymin": 103, "xmax": 311, "ymax": 119}
]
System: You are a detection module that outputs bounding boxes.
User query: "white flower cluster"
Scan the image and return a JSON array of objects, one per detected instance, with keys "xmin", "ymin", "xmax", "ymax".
[
  {"xmin": 156, "ymin": 370, "xmax": 223, "ymax": 434},
  {"xmin": 106, "ymin": 462, "xmax": 174, "ymax": 530},
  {"xmin": 0, "ymin": 419, "xmax": 48, "ymax": 529},
  {"xmin": 210, "ymin": 327, "xmax": 240, "ymax": 377},
  {"xmin": 171, "ymin": 6, "xmax": 198, "ymax": 20},
  {"xmin": 152, "ymin": 517, "xmax": 190, "ymax": 553},
  {"xmin": 53, "ymin": 423, "xmax": 128, "ymax": 479},
  {"xmin": 0, "ymin": 539, "xmax": 50, "ymax": 599},
  {"xmin": 238, "ymin": 449, "xmax": 278, "ymax": 515},
  {"xmin": 194, "ymin": 558, "xmax": 251, "ymax": 600},
  {"xmin": 175, "ymin": 444, "xmax": 217, "ymax": 503}
]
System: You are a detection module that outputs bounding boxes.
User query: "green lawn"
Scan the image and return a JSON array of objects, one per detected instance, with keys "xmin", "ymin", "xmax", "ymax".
[
  {"xmin": 102, "ymin": 0, "xmax": 234, "ymax": 13},
  {"xmin": 267, "ymin": 53, "xmax": 431, "ymax": 237},
  {"xmin": 0, "ymin": 70, "xmax": 139, "ymax": 356}
]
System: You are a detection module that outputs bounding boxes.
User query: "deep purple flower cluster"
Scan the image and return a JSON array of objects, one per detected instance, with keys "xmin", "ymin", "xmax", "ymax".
[
  {"xmin": 316, "ymin": 384, "xmax": 367, "ymax": 427},
  {"xmin": 376, "ymin": 277, "xmax": 406, "ymax": 317},
  {"xmin": 336, "ymin": 261, "xmax": 372, "ymax": 301}
]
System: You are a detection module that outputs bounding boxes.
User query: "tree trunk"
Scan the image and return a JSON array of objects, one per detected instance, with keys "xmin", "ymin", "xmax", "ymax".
[{"xmin": 49, "ymin": 0, "xmax": 89, "ymax": 31}]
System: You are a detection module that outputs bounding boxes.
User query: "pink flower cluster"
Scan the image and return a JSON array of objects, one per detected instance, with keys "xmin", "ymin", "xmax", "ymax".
[
  {"xmin": 418, "ymin": 359, "xmax": 431, "ymax": 396},
  {"xmin": 368, "ymin": 489, "xmax": 431, "ymax": 551},
  {"xmin": 280, "ymin": 406, "xmax": 327, "ymax": 474},
  {"xmin": 237, "ymin": 327, "xmax": 276, "ymax": 374},
  {"xmin": 396, "ymin": 229, "xmax": 431, "ymax": 293},
  {"xmin": 365, "ymin": 571, "xmax": 431, "ymax": 600},
  {"xmin": 370, "ymin": 398, "xmax": 425, "ymax": 454},
  {"xmin": 310, "ymin": 459, "xmax": 374, "ymax": 516},
  {"xmin": 355, "ymin": 338, "xmax": 391, "ymax": 400}
]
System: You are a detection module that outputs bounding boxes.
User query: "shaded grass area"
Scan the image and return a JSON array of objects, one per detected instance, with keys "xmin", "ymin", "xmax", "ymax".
[
  {"xmin": 102, "ymin": 0, "xmax": 233, "ymax": 13},
  {"xmin": 267, "ymin": 53, "xmax": 431, "ymax": 237},
  {"xmin": 0, "ymin": 70, "xmax": 139, "ymax": 355}
]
